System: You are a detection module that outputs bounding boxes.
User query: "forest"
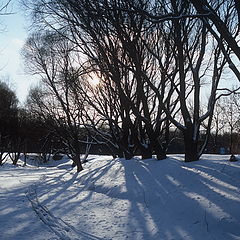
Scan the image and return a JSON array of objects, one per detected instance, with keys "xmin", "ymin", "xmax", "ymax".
[{"xmin": 1, "ymin": 0, "xmax": 240, "ymax": 172}]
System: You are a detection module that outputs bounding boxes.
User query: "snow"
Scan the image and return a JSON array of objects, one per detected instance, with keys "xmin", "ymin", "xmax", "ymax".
[{"xmin": 1, "ymin": 154, "xmax": 240, "ymax": 240}]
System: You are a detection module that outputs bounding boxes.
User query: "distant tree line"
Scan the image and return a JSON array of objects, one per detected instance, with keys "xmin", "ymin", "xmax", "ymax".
[{"xmin": 1, "ymin": 79, "xmax": 240, "ymax": 168}]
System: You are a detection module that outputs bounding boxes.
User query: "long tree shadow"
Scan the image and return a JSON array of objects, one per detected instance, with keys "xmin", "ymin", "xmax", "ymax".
[
  {"xmin": 0, "ymin": 167, "xmax": 58, "ymax": 240},
  {"xmin": 120, "ymin": 156, "xmax": 240, "ymax": 239},
  {"xmin": 29, "ymin": 157, "xmax": 119, "ymax": 235},
  {"xmin": 0, "ymin": 158, "xmax": 115, "ymax": 240},
  {"xmin": 10, "ymin": 155, "xmax": 240, "ymax": 240}
]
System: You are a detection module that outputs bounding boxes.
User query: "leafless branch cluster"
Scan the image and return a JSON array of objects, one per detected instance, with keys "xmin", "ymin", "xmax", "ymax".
[{"xmin": 22, "ymin": 0, "xmax": 240, "ymax": 167}]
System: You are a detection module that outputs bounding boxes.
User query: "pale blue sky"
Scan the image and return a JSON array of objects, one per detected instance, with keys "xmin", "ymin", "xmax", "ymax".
[{"xmin": 0, "ymin": 0, "xmax": 35, "ymax": 104}]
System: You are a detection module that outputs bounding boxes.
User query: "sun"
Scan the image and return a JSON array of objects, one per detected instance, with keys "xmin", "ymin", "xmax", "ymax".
[
  {"xmin": 87, "ymin": 73, "xmax": 102, "ymax": 87},
  {"xmin": 91, "ymin": 78, "xmax": 100, "ymax": 86}
]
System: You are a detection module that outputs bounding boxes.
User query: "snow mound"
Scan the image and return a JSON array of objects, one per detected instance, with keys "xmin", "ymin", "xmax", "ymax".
[{"xmin": 1, "ymin": 154, "xmax": 240, "ymax": 240}]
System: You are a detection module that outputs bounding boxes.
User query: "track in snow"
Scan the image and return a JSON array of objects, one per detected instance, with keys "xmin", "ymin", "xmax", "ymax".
[{"xmin": 26, "ymin": 185, "xmax": 102, "ymax": 240}]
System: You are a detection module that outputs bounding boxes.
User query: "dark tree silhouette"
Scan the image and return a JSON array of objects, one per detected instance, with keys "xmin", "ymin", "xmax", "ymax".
[
  {"xmin": 23, "ymin": 0, "xmax": 239, "ymax": 162},
  {"xmin": 0, "ymin": 81, "xmax": 18, "ymax": 164}
]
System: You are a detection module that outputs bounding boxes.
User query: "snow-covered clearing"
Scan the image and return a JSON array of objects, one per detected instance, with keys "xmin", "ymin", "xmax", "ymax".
[{"xmin": 1, "ymin": 154, "xmax": 240, "ymax": 240}]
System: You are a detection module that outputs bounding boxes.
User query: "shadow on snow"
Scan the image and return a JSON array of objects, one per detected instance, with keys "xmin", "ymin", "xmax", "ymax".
[{"xmin": 1, "ymin": 155, "xmax": 240, "ymax": 239}]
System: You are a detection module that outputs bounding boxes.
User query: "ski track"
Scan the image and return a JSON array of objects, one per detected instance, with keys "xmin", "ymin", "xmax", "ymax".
[{"xmin": 26, "ymin": 185, "xmax": 102, "ymax": 240}]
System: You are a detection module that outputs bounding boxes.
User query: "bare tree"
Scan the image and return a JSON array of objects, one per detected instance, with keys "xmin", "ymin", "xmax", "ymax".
[
  {"xmin": 0, "ymin": 0, "xmax": 11, "ymax": 16},
  {"xmin": 189, "ymin": 0, "xmax": 240, "ymax": 61},
  {"xmin": 216, "ymin": 93, "xmax": 240, "ymax": 154},
  {"xmin": 132, "ymin": 0, "xmax": 240, "ymax": 81},
  {"xmin": 109, "ymin": 0, "xmax": 231, "ymax": 161},
  {"xmin": 0, "ymin": 80, "xmax": 18, "ymax": 165},
  {"xmin": 25, "ymin": 0, "xmax": 176, "ymax": 160},
  {"xmin": 24, "ymin": 0, "xmax": 238, "ymax": 162},
  {"xmin": 205, "ymin": 100, "xmax": 226, "ymax": 153},
  {"xmin": 22, "ymin": 32, "xmax": 87, "ymax": 172}
]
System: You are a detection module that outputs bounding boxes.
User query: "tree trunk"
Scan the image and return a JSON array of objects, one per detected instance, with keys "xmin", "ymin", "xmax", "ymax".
[
  {"xmin": 124, "ymin": 151, "xmax": 134, "ymax": 160},
  {"xmin": 156, "ymin": 150, "xmax": 167, "ymax": 160},
  {"xmin": 73, "ymin": 154, "xmax": 83, "ymax": 172},
  {"xmin": 117, "ymin": 152, "xmax": 124, "ymax": 158},
  {"xmin": 230, "ymin": 125, "xmax": 233, "ymax": 154},
  {"xmin": 141, "ymin": 146, "xmax": 152, "ymax": 159},
  {"xmin": 0, "ymin": 154, "xmax": 3, "ymax": 165},
  {"xmin": 153, "ymin": 142, "xmax": 167, "ymax": 160},
  {"xmin": 23, "ymin": 153, "xmax": 27, "ymax": 167},
  {"xmin": 13, "ymin": 158, "xmax": 18, "ymax": 165},
  {"xmin": 184, "ymin": 133, "xmax": 199, "ymax": 162},
  {"xmin": 76, "ymin": 161, "xmax": 83, "ymax": 172},
  {"xmin": 116, "ymin": 149, "xmax": 124, "ymax": 158},
  {"xmin": 149, "ymin": 133, "xmax": 167, "ymax": 160},
  {"xmin": 12, "ymin": 152, "xmax": 21, "ymax": 165},
  {"xmin": 190, "ymin": 0, "xmax": 240, "ymax": 61}
]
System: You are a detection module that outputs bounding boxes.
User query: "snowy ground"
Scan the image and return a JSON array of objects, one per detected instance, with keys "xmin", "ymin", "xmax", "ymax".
[{"xmin": 1, "ymin": 154, "xmax": 240, "ymax": 240}]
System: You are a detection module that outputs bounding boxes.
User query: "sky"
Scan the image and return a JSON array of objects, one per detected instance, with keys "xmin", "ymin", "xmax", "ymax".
[
  {"xmin": 0, "ymin": 1, "xmax": 239, "ymax": 106},
  {"xmin": 0, "ymin": 0, "xmax": 35, "ymax": 105}
]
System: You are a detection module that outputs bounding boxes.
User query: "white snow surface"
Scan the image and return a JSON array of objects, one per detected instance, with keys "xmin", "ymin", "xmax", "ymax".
[{"xmin": 1, "ymin": 154, "xmax": 240, "ymax": 240}]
